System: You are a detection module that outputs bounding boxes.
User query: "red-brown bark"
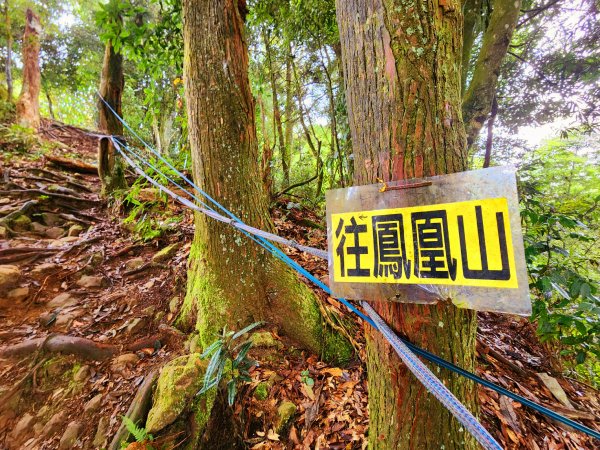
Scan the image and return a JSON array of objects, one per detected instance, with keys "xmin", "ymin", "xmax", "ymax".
[{"xmin": 15, "ymin": 8, "xmax": 41, "ymax": 130}]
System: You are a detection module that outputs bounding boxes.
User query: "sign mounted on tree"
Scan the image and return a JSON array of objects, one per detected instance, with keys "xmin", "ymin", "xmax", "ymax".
[{"xmin": 326, "ymin": 167, "xmax": 531, "ymax": 315}]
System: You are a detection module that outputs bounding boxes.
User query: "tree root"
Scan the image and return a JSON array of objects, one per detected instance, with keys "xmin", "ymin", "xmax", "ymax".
[
  {"xmin": 0, "ymin": 250, "xmax": 57, "ymax": 264},
  {"xmin": 108, "ymin": 370, "xmax": 158, "ymax": 450},
  {"xmin": 0, "ymin": 200, "xmax": 39, "ymax": 225},
  {"xmin": 45, "ymin": 155, "xmax": 98, "ymax": 175},
  {"xmin": 0, "ymin": 188, "xmax": 99, "ymax": 204},
  {"xmin": 0, "ymin": 330, "xmax": 175, "ymax": 361}
]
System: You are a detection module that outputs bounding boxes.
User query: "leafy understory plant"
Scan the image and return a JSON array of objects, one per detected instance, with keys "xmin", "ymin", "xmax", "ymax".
[
  {"xmin": 198, "ymin": 322, "xmax": 263, "ymax": 406},
  {"xmin": 120, "ymin": 415, "xmax": 155, "ymax": 449}
]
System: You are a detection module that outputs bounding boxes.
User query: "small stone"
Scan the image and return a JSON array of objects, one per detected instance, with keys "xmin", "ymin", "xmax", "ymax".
[
  {"xmin": 254, "ymin": 382, "xmax": 269, "ymax": 400},
  {"xmin": 58, "ymin": 420, "xmax": 82, "ymax": 450},
  {"xmin": 276, "ymin": 401, "xmax": 297, "ymax": 433},
  {"xmin": 93, "ymin": 416, "xmax": 109, "ymax": 448},
  {"xmin": 59, "ymin": 236, "xmax": 80, "ymax": 243},
  {"xmin": 45, "ymin": 226, "xmax": 65, "ymax": 239},
  {"xmin": 30, "ymin": 222, "xmax": 47, "ymax": 234},
  {"xmin": 84, "ymin": 393, "xmax": 103, "ymax": 414},
  {"xmin": 67, "ymin": 224, "xmax": 83, "ymax": 237},
  {"xmin": 12, "ymin": 215, "xmax": 32, "ymax": 231},
  {"xmin": 35, "ymin": 405, "xmax": 50, "ymax": 419},
  {"xmin": 41, "ymin": 410, "xmax": 67, "ymax": 439},
  {"xmin": 39, "ymin": 312, "xmax": 57, "ymax": 327},
  {"xmin": 33, "ymin": 422, "xmax": 44, "ymax": 436},
  {"xmin": 73, "ymin": 365, "xmax": 91, "ymax": 382},
  {"xmin": 41, "ymin": 212, "xmax": 61, "ymax": 226},
  {"xmin": 125, "ymin": 257, "xmax": 145, "ymax": 271},
  {"xmin": 250, "ymin": 331, "xmax": 283, "ymax": 350},
  {"xmin": 7, "ymin": 286, "xmax": 29, "ymax": 301},
  {"xmin": 152, "ymin": 243, "xmax": 180, "ymax": 263},
  {"xmin": 76, "ymin": 275, "xmax": 107, "ymax": 288},
  {"xmin": 55, "ymin": 309, "xmax": 84, "ymax": 328},
  {"xmin": 111, "ymin": 353, "xmax": 139, "ymax": 371},
  {"xmin": 10, "ymin": 413, "xmax": 35, "ymax": 444},
  {"xmin": 141, "ymin": 305, "xmax": 155, "ymax": 316},
  {"xmin": 31, "ymin": 263, "xmax": 58, "ymax": 277},
  {"xmin": 169, "ymin": 296, "xmax": 180, "ymax": 313},
  {"xmin": 127, "ymin": 317, "xmax": 148, "ymax": 334},
  {"xmin": 89, "ymin": 252, "xmax": 104, "ymax": 267},
  {"xmin": 48, "ymin": 292, "xmax": 77, "ymax": 308},
  {"xmin": 0, "ymin": 265, "xmax": 21, "ymax": 291}
]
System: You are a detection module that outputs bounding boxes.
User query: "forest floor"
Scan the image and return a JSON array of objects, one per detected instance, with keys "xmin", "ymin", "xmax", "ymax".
[{"xmin": 0, "ymin": 121, "xmax": 598, "ymax": 450}]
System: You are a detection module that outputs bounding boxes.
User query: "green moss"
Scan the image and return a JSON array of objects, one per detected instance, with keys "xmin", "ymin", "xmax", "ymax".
[
  {"xmin": 146, "ymin": 354, "xmax": 215, "ymax": 434},
  {"xmin": 322, "ymin": 330, "xmax": 354, "ymax": 365},
  {"xmin": 253, "ymin": 383, "xmax": 269, "ymax": 400}
]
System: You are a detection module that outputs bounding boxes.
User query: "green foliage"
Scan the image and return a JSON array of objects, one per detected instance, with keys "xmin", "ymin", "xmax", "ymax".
[
  {"xmin": 198, "ymin": 322, "xmax": 263, "ymax": 406},
  {"xmin": 0, "ymin": 123, "xmax": 39, "ymax": 152},
  {"xmin": 300, "ymin": 369, "xmax": 314, "ymax": 387},
  {"xmin": 520, "ymin": 135, "xmax": 600, "ymax": 384},
  {"xmin": 122, "ymin": 153, "xmax": 183, "ymax": 241},
  {"xmin": 120, "ymin": 415, "xmax": 154, "ymax": 448}
]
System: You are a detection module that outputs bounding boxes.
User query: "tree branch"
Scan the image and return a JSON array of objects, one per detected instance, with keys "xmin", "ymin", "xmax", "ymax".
[{"xmin": 462, "ymin": 0, "xmax": 522, "ymax": 149}]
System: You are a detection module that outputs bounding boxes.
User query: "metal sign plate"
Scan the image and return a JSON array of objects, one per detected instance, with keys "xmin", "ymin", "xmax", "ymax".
[{"xmin": 326, "ymin": 167, "xmax": 531, "ymax": 315}]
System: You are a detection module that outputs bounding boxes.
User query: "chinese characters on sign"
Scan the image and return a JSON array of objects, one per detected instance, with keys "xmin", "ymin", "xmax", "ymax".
[
  {"xmin": 332, "ymin": 198, "xmax": 516, "ymax": 288},
  {"xmin": 326, "ymin": 167, "xmax": 531, "ymax": 315}
]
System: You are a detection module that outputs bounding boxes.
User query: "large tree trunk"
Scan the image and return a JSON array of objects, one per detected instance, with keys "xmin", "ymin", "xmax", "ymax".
[
  {"xmin": 97, "ymin": 40, "xmax": 127, "ymax": 196},
  {"xmin": 336, "ymin": 1, "xmax": 478, "ymax": 449},
  {"xmin": 15, "ymin": 8, "xmax": 41, "ymax": 130},
  {"xmin": 182, "ymin": 0, "xmax": 351, "ymax": 365}
]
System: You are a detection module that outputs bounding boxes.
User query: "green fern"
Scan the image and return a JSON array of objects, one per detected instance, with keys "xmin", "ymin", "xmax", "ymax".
[{"xmin": 121, "ymin": 415, "xmax": 153, "ymax": 445}]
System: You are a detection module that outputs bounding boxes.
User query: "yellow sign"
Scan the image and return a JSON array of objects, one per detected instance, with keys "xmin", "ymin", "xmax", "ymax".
[{"xmin": 331, "ymin": 197, "xmax": 518, "ymax": 288}]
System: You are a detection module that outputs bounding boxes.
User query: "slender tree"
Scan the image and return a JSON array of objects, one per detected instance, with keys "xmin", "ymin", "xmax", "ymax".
[
  {"xmin": 97, "ymin": 16, "xmax": 127, "ymax": 196},
  {"xmin": 16, "ymin": 8, "xmax": 41, "ymax": 129},
  {"xmin": 181, "ymin": 0, "xmax": 351, "ymax": 404},
  {"xmin": 335, "ymin": 0, "xmax": 520, "ymax": 447},
  {"xmin": 4, "ymin": 0, "xmax": 13, "ymax": 100}
]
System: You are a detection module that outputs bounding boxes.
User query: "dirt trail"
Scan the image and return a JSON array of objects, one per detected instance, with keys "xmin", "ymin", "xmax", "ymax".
[{"xmin": 0, "ymin": 121, "xmax": 598, "ymax": 449}]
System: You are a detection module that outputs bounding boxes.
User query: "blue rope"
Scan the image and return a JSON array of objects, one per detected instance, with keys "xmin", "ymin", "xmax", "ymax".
[{"xmin": 101, "ymin": 98, "xmax": 600, "ymax": 444}]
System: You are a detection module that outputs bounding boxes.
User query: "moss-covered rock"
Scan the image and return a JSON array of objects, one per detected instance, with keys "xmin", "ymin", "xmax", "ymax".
[
  {"xmin": 253, "ymin": 382, "xmax": 269, "ymax": 400},
  {"xmin": 11, "ymin": 214, "xmax": 31, "ymax": 231},
  {"xmin": 250, "ymin": 332, "xmax": 283, "ymax": 350},
  {"xmin": 153, "ymin": 243, "xmax": 180, "ymax": 263},
  {"xmin": 276, "ymin": 401, "xmax": 297, "ymax": 433},
  {"xmin": 146, "ymin": 354, "xmax": 215, "ymax": 434}
]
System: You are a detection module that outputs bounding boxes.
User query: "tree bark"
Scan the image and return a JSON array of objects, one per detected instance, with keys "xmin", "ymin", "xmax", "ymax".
[
  {"xmin": 15, "ymin": 8, "xmax": 41, "ymax": 130},
  {"xmin": 336, "ymin": 1, "xmax": 478, "ymax": 448},
  {"xmin": 97, "ymin": 39, "xmax": 127, "ymax": 196},
  {"xmin": 283, "ymin": 41, "xmax": 294, "ymax": 181},
  {"xmin": 483, "ymin": 94, "xmax": 498, "ymax": 168},
  {"xmin": 258, "ymin": 94, "xmax": 273, "ymax": 196},
  {"xmin": 461, "ymin": 0, "xmax": 483, "ymax": 93},
  {"xmin": 182, "ymin": 0, "xmax": 351, "ymax": 360},
  {"xmin": 4, "ymin": 0, "xmax": 13, "ymax": 100},
  {"xmin": 462, "ymin": 0, "xmax": 522, "ymax": 148},
  {"xmin": 264, "ymin": 30, "xmax": 289, "ymax": 188}
]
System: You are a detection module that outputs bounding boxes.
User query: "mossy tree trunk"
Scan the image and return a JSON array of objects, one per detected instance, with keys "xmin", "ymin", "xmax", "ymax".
[
  {"xmin": 97, "ymin": 39, "xmax": 127, "ymax": 197},
  {"xmin": 16, "ymin": 8, "xmax": 41, "ymax": 130},
  {"xmin": 336, "ymin": 0, "xmax": 476, "ymax": 448},
  {"xmin": 182, "ymin": 0, "xmax": 351, "ymax": 360},
  {"xmin": 336, "ymin": 0, "xmax": 522, "ymax": 446}
]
